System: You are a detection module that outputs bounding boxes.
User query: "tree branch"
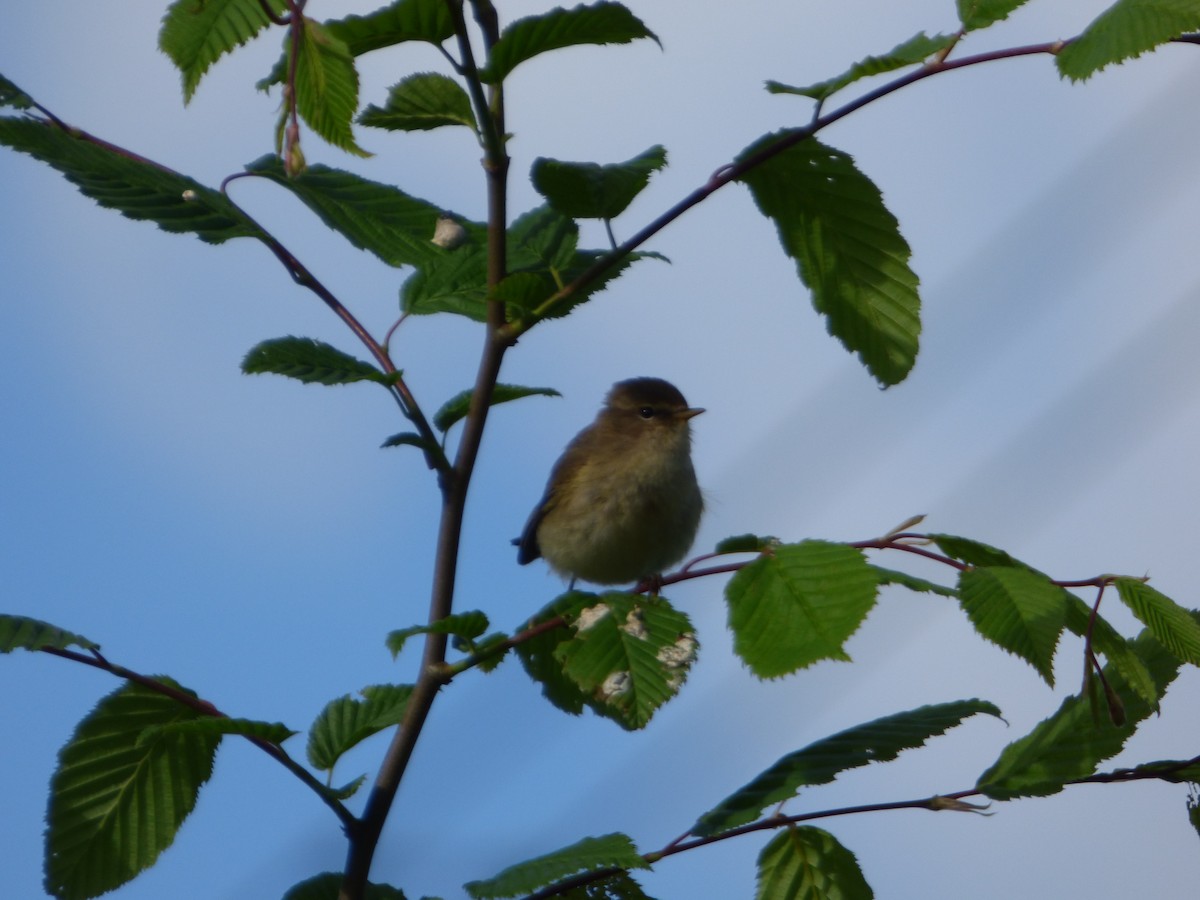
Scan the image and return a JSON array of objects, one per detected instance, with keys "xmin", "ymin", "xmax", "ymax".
[
  {"xmin": 497, "ymin": 38, "xmax": 1109, "ymax": 336},
  {"xmin": 339, "ymin": 4, "xmax": 513, "ymax": 897},
  {"xmin": 218, "ymin": 177, "xmax": 450, "ymax": 476},
  {"xmin": 526, "ymin": 755, "xmax": 1200, "ymax": 899}
]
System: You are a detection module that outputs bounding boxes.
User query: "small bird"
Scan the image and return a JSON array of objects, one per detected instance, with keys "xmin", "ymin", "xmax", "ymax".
[{"xmin": 517, "ymin": 377, "xmax": 704, "ymax": 587}]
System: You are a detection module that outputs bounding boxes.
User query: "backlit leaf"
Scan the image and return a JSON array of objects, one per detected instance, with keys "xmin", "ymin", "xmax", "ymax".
[
  {"xmin": 957, "ymin": 566, "xmax": 1068, "ymax": 685},
  {"xmin": 714, "ymin": 534, "xmax": 780, "ymax": 554},
  {"xmin": 694, "ymin": 700, "xmax": 1000, "ymax": 836},
  {"xmin": 0, "ymin": 614, "xmax": 98, "ymax": 654},
  {"xmin": 726, "ymin": 541, "xmax": 878, "ymax": 677},
  {"xmin": 159, "ymin": 0, "xmax": 287, "ymax": 102},
  {"xmin": 325, "ymin": 0, "xmax": 454, "ymax": 54},
  {"xmin": 464, "ymin": 833, "xmax": 647, "ymax": 899},
  {"xmin": 482, "ymin": 2, "xmax": 659, "ymax": 84},
  {"xmin": 756, "ymin": 827, "xmax": 873, "ymax": 900},
  {"xmin": 307, "ymin": 684, "xmax": 415, "ymax": 772},
  {"xmin": 930, "ymin": 534, "xmax": 1041, "ymax": 572},
  {"xmin": 293, "ymin": 18, "xmax": 370, "ymax": 156},
  {"xmin": 1057, "ymin": 0, "xmax": 1200, "ymax": 81},
  {"xmin": 553, "ymin": 593, "xmax": 697, "ymax": 730},
  {"xmin": 386, "ymin": 611, "xmax": 490, "ymax": 657},
  {"xmin": 516, "ymin": 591, "xmax": 597, "ymax": 716},
  {"xmin": 45, "ymin": 681, "xmax": 219, "ymax": 900},
  {"xmin": 1062, "ymin": 592, "xmax": 1159, "ymax": 711},
  {"xmin": 1114, "ymin": 577, "xmax": 1200, "ymax": 665},
  {"xmin": 736, "ymin": 135, "xmax": 920, "ymax": 386},
  {"xmin": 957, "ymin": 0, "xmax": 1034, "ymax": 31},
  {"xmin": 258, "ymin": 0, "xmax": 456, "ymax": 90},
  {"xmin": 978, "ymin": 623, "xmax": 1188, "ymax": 799},
  {"xmin": 870, "ymin": 565, "xmax": 957, "ymax": 597},
  {"xmin": 360, "ymin": 72, "xmax": 478, "ymax": 133},
  {"xmin": 767, "ymin": 32, "xmax": 955, "ymax": 102}
]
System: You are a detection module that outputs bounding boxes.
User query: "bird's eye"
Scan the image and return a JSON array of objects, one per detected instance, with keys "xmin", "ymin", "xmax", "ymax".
[{"xmin": 638, "ymin": 406, "xmax": 655, "ymax": 419}]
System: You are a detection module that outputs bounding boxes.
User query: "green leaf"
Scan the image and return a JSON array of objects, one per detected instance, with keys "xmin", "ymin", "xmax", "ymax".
[
  {"xmin": 756, "ymin": 827, "xmax": 874, "ymax": 900},
  {"xmin": 1114, "ymin": 577, "xmax": 1200, "ymax": 666},
  {"xmin": 464, "ymin": 833, "xmax": 648, "ymax": 900},
  {"xmin": 1109, "ymin": 759, "xmax": 1200, "ymax": 784},
  {"xmin": 1057, "ymin": 0, "xmax": 1200, "ymax": 82},
  {"xmin": 380, "ymin": 431, "xmax": 433, "ymax": 451},
  {"xmin": 694, "ymin": 699, "xmax": 1001, "ymax": 837},
  {"xmin": 293, "ymin": 18, "xmax": 370, "ymax": 157},
  {"xmin": 0, "ymin": 614, "xmax": 98, "ymax": 653},
  {"xmin": 1062, "ymin": 592, "xmax": 1159, "ymax": 711},
  {"xmin": 44, "ymin": 680, "xmax": 219, "ymax": 900},
  {"xmin": 726, "ymin": 541, "xmax": 878, "ymax": 678},
  {"xmin": 870, "ymin": 565, "xmax": 957, "ymax": 597},
  {"xmin": 522, "ymin": 248, "xmax": 667, "ymax": 321},
  {"xmin": 386, "ymin": 611, "xmax": 490, "ymax": 657},
  {"xmin": 956, "ymin": 0, "xmax": 1034, "ymax": 31},
  {"xmin": 283, "ymin": 872, "xmax": 409, "ymax": 900},
  {"xmin": 509, "ymin": 205, "xmax": 580, "ymax": 272},
  {"xmin": 516, "ymin": 591, "xmax": 597, "ymax": 716},
  {"xmin": 325, "ymin": 0, "xmax": 454, "ymax": 54},
  {"xmin": 957, "ymin": 566, "xmax": 1068, "ymax": 685},
  {"xmin": 553, "ymin": 593, "xmax": 698, "ymax": 730},
  {"xmin": 736, "ymin": 135, "xmax": 920, "ymax": 386},
  {"xmin": 322, "ymin": 774, "xmax": 368, "ymax": 801},
  {"xmin": 500, "ymin": 205, "xmax": 668, "ymax": 321},
  {"xmin": 978, "ymin": 623, "xmax": 1188, "ymax": 799},
  {"xmin": 259, "ymin": 0, "xmax": 455, "ymax": 91},
  {"xmin": 140, "ymin": 716, "xmax": 295, "ymax": 746},
  {"xmin": 465, "ymin": 632, "xmax": 513, "ymax": 672},
  {"xmin": 403, "ymin": 206, "xmax": 654, "ymax": 322},
  {"xmin": 0, "ymin": 117, "xmax": 263, "ymax": 245},
  {"xmin": 245, "ymin": 154, "xmax": 476, "ymax": 268},
  {"xmin": 714, "ymin": 534, "xmax": 779, "ymax": 554},
  {"xmin": 360, "ymin": 72, "xmax": 478, "ymax": 133},
  {"xmin": 159, "ymin": 0, "xmax": 287, "ymax": 102},
  {"xmin": 307, "ymin": 684, "xmax": 414, "ymax": 772},
  {"xmin": 402, "ymin": 246, "xmax": 491, "ymax": 320},
  {"xmin": 531, "ymin": 145, "xmax": 667, "ymax": 219},
  {"xmin": 767, "ymin": 32, "xmax": 956, "ymax": 102},
  {"xmin": 482, "ymin": 2, "xmax": 660, "ymax": 84},
  {"xmin": 556, "ymin": 871, "xmax": 652, "ymax": 899},
  {"xmin": 929, "ymin": 533, "xmax": 1041, "ymax": 572},
  {"xmin": 493, "ymin": 271, "xmax": 558, "ymax": 313},
  {"xmin": 0, "ymin": 72, "xmax": 34, "ymax": 110},
  {"xmin": 432, "ymin": 384, "xmax": 561, "ymax": 432},
  {"xmin": 241, "ymin": 336, "xmax": 388, "ymax": 386}
]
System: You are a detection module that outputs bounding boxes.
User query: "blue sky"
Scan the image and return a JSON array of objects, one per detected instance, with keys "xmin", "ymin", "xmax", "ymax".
[{"xmin": 4, "ymin": 1, "xmax": 1200, "ymax": 898}]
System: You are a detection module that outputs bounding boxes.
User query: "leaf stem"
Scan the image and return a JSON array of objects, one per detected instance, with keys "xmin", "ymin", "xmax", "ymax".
[{"xmin": 255, "ymin": 0, "xmax": 290, "ymax": 26}]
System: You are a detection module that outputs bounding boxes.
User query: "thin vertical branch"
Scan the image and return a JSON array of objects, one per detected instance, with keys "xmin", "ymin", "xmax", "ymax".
[{"xmin": 339, "ymin": 3, "xmax": 511, "ymax": 897}]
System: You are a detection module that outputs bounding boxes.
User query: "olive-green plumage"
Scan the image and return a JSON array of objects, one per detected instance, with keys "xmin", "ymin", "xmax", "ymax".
[{"xmin": 517, "ymin": 377, "xmax": 703, "ymax": 586}]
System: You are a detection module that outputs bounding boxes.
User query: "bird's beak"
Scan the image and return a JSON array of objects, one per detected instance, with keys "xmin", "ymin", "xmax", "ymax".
[{"xmin": 680, "ymin": 407, "xmax": 705, "ymax": 420}]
